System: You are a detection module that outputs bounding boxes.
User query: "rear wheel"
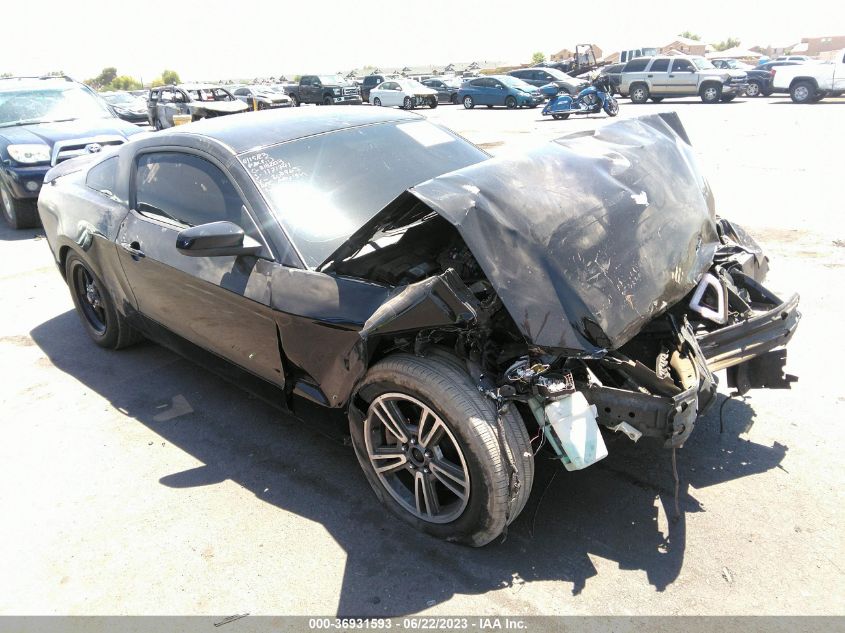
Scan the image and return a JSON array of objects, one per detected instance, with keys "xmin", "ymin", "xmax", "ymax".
[
  {"xmin": 0, "ymin": 180, "xmax": 39, "ymax": 229},
  {"xmin": 505, "ymin": 96, "xmax": 517, "ymax": 109},
  {"xmin": 350, "ymin": 353, "xmax": 534, "ymax": 547},
  {"xmin": 700, "ymin": 83, "xmax": 722, "ymax": 103},
  {"xmin": 451, "ymin": 93, "xmax": 459, "ymax": 104},
  {"xmin": 462, "ymin": 95, "xmax": 474, "ymax": 109},
  {"xmin": 290, "ymin": 94, "xmax": 300, "ymax": 107},
  {"xmin": 629, "ymin": 83, "xmax": 649, "ymax": 104},
  {"xmin": 65, "ymin": 253, "xmax": 142, "ymax": 349}
]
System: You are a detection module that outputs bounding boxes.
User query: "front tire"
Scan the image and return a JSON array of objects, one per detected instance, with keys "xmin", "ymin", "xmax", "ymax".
[
  {"xmin": 350, "ymin": 353, "xmax": 534, "ymax": 547},
  {"xmin": 700, "ymin": 84, "xmax": 722, "ymax": 103},
  {"xmin": 373, "ymin": 97, "xmax": 382, "ymax": 107},
  {"xmin": 1, "ymin": 180, "xmax": 39, "ymax": 229},
  {"xmin": 403, "ymin": 96, "xmax": 414, "ymax": 110},
  {"xmin": 629, "ymin": 83, "xmax": 650, "ymax": 104},
  {"xmin": 552, "ymin": 113, "xmax": 570, "ymax": 120},
  {"xmin": 462, "ymin": 95, "xmax": 474, "ymax": 109},
  {"xmin": 505, "ymin": 96, "xmax": 517, "ymax": 109},
  {"xmin": 603, "ymin": 97, "xmax": 620, "ymax": 116},
  {"xmin": 720, "ymin": 94, "xmax": 737, "ymax": 102},
  {"xmin": 745, "ymin": 81, "xmax": 761, "ymax": 97},
  {"xmin": 428, "ymin": 96, "xmax": 438, "ymax": 109},
  {"xmin": 790, "ymin": 81, "xmax": 815, "ymax": 103},
  {"xmin": 65, "ymin": 253, "xmax": 142, "ymax": 349},
  {"xmin": 451, "ymin": 93, "xmax": 459, "ymax": 104},
  {"xmin": 290, "ymin": 94, "xmax": 300, "ymax": 107},
  {"xmin": 650, "ymin": 96, "xmax": 664, "ymax": 103},
  {"xmin": 323, "ymin": 96, "xmax": 333, "ymax": 106}
]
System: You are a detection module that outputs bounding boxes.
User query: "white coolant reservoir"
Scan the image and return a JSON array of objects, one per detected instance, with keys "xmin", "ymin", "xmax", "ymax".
[{"xmin": 544, "ymin": 392, "xmax": 608, "ymax": 471}]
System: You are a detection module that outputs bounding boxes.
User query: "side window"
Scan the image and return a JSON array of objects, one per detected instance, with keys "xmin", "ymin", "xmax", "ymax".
[
  {"xmin": 301, "ymin": 77, "xmax": 312, "ymax": 86},
  {"xmin": 149, "ymin": 90, "xmax": 158, "ymax": 102},
  {"xmin": 86, "ymin": 157, "xmax": 122, "ymax": 202},
  {"xmin": 671, "ymin": 59, "xmax": 694, "ymax": 73},
  {"xmin": 537, "ymin": 71, "xmax": 551, "ymax": 81},
  {"xmin": 134, "ymin": 152, "xmax": 245, "ymax": 229},
  {"xmin": 623, "ymin": 58, "xmax": 650, "ymax": 72},
  {"xmin": 650, "ymin": 59, "xmax": 670, "ymax": 72},
  {"xmin": 234, "ymin": 88, "xmax": 247, "ymax": 96},
  {"xmin": 470, "ymin": 78, "xmax": 484, "ymax": 87}
]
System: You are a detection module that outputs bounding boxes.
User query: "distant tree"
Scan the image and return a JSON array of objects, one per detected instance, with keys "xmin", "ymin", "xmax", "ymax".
[
  {"xmin": 292, "ymin": 75, "xmax": 301, "ymax": 83},
  {"xmin": 678, "ymin": 31, "xmax": 701, "ymax": 41},
  {"xmin": 110, "ymin": 75, "xmax": 142, "ymax": 90},
  {"xmin": 0, "ymin": 72, "xmax": 12, "ymax": 78},
  {"xmin": 86, "ymin": 66, "xmax": 118, "ymax": 89},
  {"xmin": 713, "ymin": 37, "xmax": 741, "ymax": 51},
  {"xmin": 161, "ymin": 69, "xmax": 181, "ymax": 85},
  {"xmin": 531, "ymin": 51, "xmax": 546, "ymax": 64}
]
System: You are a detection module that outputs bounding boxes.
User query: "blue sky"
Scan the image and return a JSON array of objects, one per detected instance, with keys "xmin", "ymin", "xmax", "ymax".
[{"xmin": 3, "ymin": 0, "xmax": 842, "ymax": 81}]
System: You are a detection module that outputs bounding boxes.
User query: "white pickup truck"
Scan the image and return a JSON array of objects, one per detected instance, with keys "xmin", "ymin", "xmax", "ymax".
[{"xmin": 772, "ymin": 49, "xmax": 845, "ymax": 102}]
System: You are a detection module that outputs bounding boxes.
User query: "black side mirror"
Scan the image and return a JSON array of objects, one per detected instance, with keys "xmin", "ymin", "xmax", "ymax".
[{"xmin": 176, "ymin": 221, "xmax": 262, "ymax": 257}]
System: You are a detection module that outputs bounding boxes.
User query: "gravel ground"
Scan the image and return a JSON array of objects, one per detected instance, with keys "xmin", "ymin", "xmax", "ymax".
[{"xmin": 0, "ymin": 94, "xmax": 843, "ymax": 617}]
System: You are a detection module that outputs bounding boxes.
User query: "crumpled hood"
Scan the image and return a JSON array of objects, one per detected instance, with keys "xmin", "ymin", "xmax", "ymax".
[
  {"xmin": 330, "ymin": 113, "xmax": 720, "ymax": 354},
  {"xmin": 408, "ymin": 113, "xmax": 719, "ymax": 353},
  {"xmin": 0, "ymin": 117, "xmax": 142, "ymax": 147},
  {"xmin": 189, "ymin": 100, "xmax": 249, "ymax": 114}
]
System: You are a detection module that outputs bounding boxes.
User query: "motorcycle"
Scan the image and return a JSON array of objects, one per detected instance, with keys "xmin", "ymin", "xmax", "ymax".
[{"xmin": 541, "ymin": 73, "xmax": 619, "ymax": 120}]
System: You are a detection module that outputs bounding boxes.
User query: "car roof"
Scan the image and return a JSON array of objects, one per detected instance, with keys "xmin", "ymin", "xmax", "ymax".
[
  {"xmin": 174, "ymin": 105, "xmax": 422, "ymax": 154},
  {"xmin": 0, "ymin": 76, "xmax": 80, "ymax": 92}
]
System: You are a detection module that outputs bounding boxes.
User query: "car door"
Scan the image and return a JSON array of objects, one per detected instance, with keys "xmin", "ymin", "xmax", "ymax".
[
  {"xmin": 533, "ymin": 70, "xmax": 553, "ymax": 87},
  {"xmin": 835, "ymin": 51, "xmax": 845, "ymax": 90},
  {"xmin": 147, "ymin": 89, "xmax": 158, "ymax": 124},
  {"xmin": 376, "ymin": 82, "xmax": 391, "ymax": 105},
  {"xmin": 115, "ymin": 149, "xmax": 284, "ymax": 387},
  {"xmin": 156, "ymin": 88, "xmax": 175, "ymax": 127},
  {"xmin": 667, "ymin": 58, "xmax": 697, "ymax": 94},
  {"xmin": 489, "ymin": 79, "xmax": 507, "ymax": 105},
  {"xmin": 647, "ymin": 58, "xmax": 671, "ymax": 94}
]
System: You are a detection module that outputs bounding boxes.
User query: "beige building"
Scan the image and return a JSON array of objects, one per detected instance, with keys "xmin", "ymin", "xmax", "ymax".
[
  {"xmin": 550, "ymin": 45, "xmax": 602, "ymax": 62},
  {"xmin": 798, "ymin": 35, "xmax": 845, "ymax": 56},
  {"xmin": 660, "ymin": 37, "xmax": 708, "ymax": 56}
]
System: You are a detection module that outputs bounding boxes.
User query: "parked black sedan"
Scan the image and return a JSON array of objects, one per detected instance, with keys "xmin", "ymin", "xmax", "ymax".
[
  {"xmin": 100, "ymin": 91, "xmax": 149, "ymax": 124},
  {"xmin": 421, "ymin": 77, "xmax": 463, "ymax": 104},
  {"xmin": 507, "ymin": 67, "xmax": 588, "ymax": 95},
  {"xmin": 38, "ymin": 107, "xmax": 799, "ymax": 546}
]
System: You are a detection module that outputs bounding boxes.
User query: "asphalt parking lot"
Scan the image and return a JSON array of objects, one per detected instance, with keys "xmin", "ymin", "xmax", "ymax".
[{"xmin": 1, "ymin": 94, "xmax": 843, "ymax": 617}]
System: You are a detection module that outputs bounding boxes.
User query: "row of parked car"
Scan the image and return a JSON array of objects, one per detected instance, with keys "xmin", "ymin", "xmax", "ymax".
[{"xmin": 600, "ymin": 52, "xmax": 844, "ymax": 103}]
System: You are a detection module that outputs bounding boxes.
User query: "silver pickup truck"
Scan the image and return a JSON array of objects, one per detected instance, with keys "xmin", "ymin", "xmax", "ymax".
[{"xmin": 619, "ymin": 55, "xmax": 748, "ymax": 104}]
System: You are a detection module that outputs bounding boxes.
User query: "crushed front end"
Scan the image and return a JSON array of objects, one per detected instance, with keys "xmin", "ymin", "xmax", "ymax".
[{"xmin": 326, "ymin": 113, "xmax": 799, "ymax": 468}]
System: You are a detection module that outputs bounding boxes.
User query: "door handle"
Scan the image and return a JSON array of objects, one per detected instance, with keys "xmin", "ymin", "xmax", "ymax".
[
  {"xmin": 120, "ymin": 241, "xmax": 145, "ymax": 259},
  {"xmin": 648, "ymin": 74, "xmax": 653, "ymax": 77},
  {"xmin": 669, "ymin": 75, "xmax": 675, "ymax": 78}
]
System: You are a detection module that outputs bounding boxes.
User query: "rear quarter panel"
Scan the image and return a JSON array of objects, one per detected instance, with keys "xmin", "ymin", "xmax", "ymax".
[{"xmin": 38, "ymin": 167, "xmax": 136, "ymax": 317}]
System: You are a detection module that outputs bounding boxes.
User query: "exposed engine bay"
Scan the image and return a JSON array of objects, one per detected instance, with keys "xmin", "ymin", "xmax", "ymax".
[{"xmin": 334, "ymin": 203, "xmax": 799, "ymax": 461}]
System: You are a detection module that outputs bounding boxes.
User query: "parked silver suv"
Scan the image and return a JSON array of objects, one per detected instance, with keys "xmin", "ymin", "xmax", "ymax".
[{"xmin": 618, "ymin": 55, "xmax": 748, "ymax": 104}]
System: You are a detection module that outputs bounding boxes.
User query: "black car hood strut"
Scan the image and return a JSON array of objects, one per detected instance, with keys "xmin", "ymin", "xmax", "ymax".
[{"xmin": 325, "ymin": 113, "xmax": 721, "ymax": 354}]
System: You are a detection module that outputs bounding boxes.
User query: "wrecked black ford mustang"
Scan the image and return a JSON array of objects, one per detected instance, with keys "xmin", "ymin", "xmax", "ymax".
[{"xmin": 37, "ymin": 107, "xmax": 800, "ymax": 546}]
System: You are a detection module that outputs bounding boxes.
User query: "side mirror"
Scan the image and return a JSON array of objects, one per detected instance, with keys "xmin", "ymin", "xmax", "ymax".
[{"xmin": 176, "ymin": 221, "xmax": 262, "ymax": 257}]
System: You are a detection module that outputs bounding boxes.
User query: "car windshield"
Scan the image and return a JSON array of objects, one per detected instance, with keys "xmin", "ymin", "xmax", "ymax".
[
  {"xmin": 241, "ymin": 120, "xmax": 488, "ymax": 267},
  {"xmin": 399, "ymin": 79, "xmax": 427, "ymax": 91},
  {"xmin": 692, "ymin": 57, "xmax": 716, "ymax": 70},
  {"xmin": 499, "ymin": 76, "xmax": 533, "ymax": 89},
  {"xmin": 0, "ymin": 85, "xmax": 112, "ymax": 127},
  {"xmin": 102, "ymin": 93, "xmax": 136, "ymax": 105},
  {"xmin": 442, "ymin": 78, "xmax": 461, "ymax": 88},
  {"xmin": 318, "ymin": 75, "xmax": 344, "ymax": 84},
  {"xmin": 542, "ymin": 68, "xmax": 576, "ymax": 81}
]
